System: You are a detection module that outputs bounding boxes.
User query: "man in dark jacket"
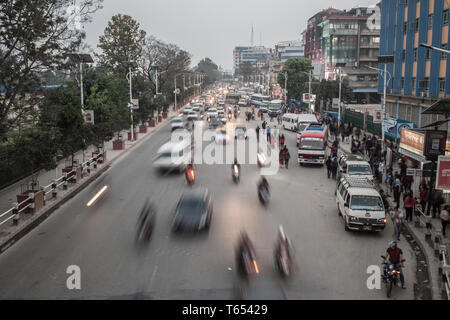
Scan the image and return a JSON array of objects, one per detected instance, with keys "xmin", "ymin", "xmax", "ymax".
[
  {"xmin": 331, "ymin": 156, "xmax": 338, "ymax": 180},
  {"xmin": 326, "ymin": 156, "xmax": 332, "ymax": 179}
]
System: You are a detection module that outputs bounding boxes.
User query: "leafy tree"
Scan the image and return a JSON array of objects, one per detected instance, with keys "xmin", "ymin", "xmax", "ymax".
[
  {"xmin": 97, "ymin": 14, "xmax": 146, "ymax": 77},
  {"xmin": 0, "ymin": 0, "xmax": 103, "ymax": 142},
  {"xmin": 235, "ymin": 61, "xmax": 256, "ymax": 81},
  {"xmin": 315, "ymin": 79, "xmax": 354, "ymax": 110},
  {"xmin": 277, "ymin": 58, "xmax": 314, "ymax": 101},
  {"xmin": 196, "ymin": 58, "xmax": 222, "ymax": 85}
]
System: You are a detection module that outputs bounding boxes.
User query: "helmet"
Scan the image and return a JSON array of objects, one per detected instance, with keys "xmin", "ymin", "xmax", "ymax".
[{"xmin": 389, "ymin": 240, "xmax": 397, "ymax": 248}]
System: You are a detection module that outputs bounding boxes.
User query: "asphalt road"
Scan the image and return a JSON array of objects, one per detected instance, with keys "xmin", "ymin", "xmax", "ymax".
[{"xmin": 0, "ymin": 109, "xmax": 415, "ymax": 300}]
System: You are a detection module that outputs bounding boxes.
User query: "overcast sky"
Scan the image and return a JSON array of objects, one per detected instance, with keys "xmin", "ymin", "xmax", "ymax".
[{"xmin": 83, "ymin": 0, "xmax": 378, "ymax": 71}]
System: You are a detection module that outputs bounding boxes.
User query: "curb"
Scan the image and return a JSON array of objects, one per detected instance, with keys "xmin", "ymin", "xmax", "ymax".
[{"xmin": 0, "ymin": 113, "xmax": 176, "ymax": 256}]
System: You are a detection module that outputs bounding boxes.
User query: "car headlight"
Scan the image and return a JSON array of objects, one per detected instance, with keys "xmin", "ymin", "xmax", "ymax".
[
  {"xmin": 349, "ymin": 216, "xmax": 358, "ymax": 222},
  {"xmin": 378, "ymin": 218, "xmax": 387, "ymax": 224}
]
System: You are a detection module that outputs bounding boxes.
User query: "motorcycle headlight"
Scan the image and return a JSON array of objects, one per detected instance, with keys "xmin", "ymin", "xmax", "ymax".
[{"xmin": 378, "ymin": 218, "xmax": 387, "ymax": 224}]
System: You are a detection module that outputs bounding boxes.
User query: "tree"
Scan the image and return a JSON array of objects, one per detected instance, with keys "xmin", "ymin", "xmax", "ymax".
[
  {"xmin": 0, "ymin": 0, "xmax": 103, "ymax": 142},
  {"xmin": 97, "ymin": 14, "xmax": 146, "ymax": 77},
  {"xmin": 316, "ymin": 79, "xmax": 354, "ymax": 110},
  {"xmin": 235, "ymin": 61, "xmax": 256, "ymax": 81},
  {"xmin": 277, "ymin": 58, "xmax": 314, "ymax": 101},
  {"xmin": 196, "ymin": 58, "xmax": 222, "ymax": 85}
]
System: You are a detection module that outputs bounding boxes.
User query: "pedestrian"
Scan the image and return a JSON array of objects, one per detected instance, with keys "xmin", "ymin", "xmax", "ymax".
[
  {"xmin": 431, "ymin": 189, "xmax": 445, "ymax": 218},
  {"xmin": 326, "ymin": 156, "xmax": 332, "ymax": 179},
  {"xmin": 279, "ymin": 134, "xmax": 285, "ymax": 147},
  {"xmin": 285, "ymin": 147, "xmax": 291, "ymax": 169},
  {"xmin": 266, "ymin": 125, "xmax": 271, "ymax": 142},
  {"xmin": 355, "ymin": 127, "xmax": 360, "ymax": 140},
  {"xmin": 393, "ymin": 174, "xmax": 402, "ymax": 206},
  {"xmin": 262, "ymin": 121, "xmax": 266, "ymax": 130},
  {"xmin": 393, "ymin": 206, "xmax": 405, "ymax": 241},
  {"xmin": 403, "ymin": 191, "xmax": 417, "ymax": 222},
  {"xmin": 331, "ymin": 156, "xmax": 338, "ymax": 180},
  {"xmin": 419, "ymin": 185, "xmax": 428, "ymax": 213},
  {"xmin": 378, "ymin": 161, "xmax": 384, "ymax": 184},
  {"xmin": 385, "ymin": 170, "xmax": 393, "ymax": 197},
  {"xmin": 440, "ymin": 205, "xmax": 450, "ymax": 237},
  {"xmin": 256, "ymin": 125, "xmax": 260, "ymax": 142}
]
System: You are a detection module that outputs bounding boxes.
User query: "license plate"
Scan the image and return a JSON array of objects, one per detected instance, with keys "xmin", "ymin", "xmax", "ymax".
[{"xmin": 363, "ymin": 226, "xmax": 372, "ymax": 231}]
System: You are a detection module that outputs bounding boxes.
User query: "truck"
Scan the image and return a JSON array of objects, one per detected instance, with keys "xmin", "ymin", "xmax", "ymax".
[{"xmin": 298, "ymin": 124, "xmax": 328, "ymax": 166}]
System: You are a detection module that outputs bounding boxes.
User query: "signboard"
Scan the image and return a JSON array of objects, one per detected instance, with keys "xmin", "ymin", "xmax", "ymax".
[
  {"xmin": 424, "ymin": 130, "xmax": 447, "ymax": 157},
  {"xmin": 407, "ymin": 168, "xmax": 422, "ymax": 177},
  {"xmin": 84, "ymin": 110, "xmax": 94, "ymax": 124},
  {"xmin": 384, "ymin": 118, "xmax": 416, "ymax": 139},
  {"xmin": 399, "ymin": 129, "xmax": 425, "ymax": 157},
  {"xmin": 373, "ymin": 109, "xmax": 383, "ymax": 124},
  {"xmin": 129, "ymin": 99, "xmax": 139, "ymax": 110},
  {"xmin": 436, "ymin": 156, "xmax": 450, "ymax": 190},
  {"xmin": 174, "ymin": 88, "xmax": 180, "ymax": 94}
]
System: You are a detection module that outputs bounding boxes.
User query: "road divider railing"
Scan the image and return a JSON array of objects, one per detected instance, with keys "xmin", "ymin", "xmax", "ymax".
[{"xmin": 0, "ymin": 152, "xmax": 105, "ymax": 229}]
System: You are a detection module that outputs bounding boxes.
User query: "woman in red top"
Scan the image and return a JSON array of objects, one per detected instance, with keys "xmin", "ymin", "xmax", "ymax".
[{"xmin": 404, "ymin": 191, "xmax": 417, "ymax": 222}]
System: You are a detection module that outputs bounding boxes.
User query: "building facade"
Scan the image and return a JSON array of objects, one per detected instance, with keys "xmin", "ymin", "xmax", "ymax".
[
  {"xmin": 379, "ymin": 0, "xmax": 450, "ymax": 129},
  {"xmin": 275, "ymin": 41, "xmax": 304, "ymax": 62},
  {"xmin": 304, "ymin": 5, "xmax": 381, "ymax": 103}
]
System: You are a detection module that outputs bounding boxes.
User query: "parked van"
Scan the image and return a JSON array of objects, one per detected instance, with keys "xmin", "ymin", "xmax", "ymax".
[
  {"xmin": 337, "ymin": 154, "xmax": 373, "ymax": 181},
  {"xmin": 153, "ymin": 141, "xmax": 190, "ymax": 173},
  {"xmin": 336, "ymin": 176, "xmax": 387, "ymax": 232}
]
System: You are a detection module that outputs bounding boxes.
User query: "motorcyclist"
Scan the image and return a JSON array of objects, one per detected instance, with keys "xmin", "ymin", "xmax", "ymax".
[
  {"xmin": 275, "ymin": 226, "xmax": 293, "ymax": 263},
  {"xmin": 232, "ymin": 158, "xmax": 241, "ymax": 174},
  {"xmin": 185, "ymin": 163, "xmax": 196, "ymax": 184},
  {"xmin": 258, "ymin": 176, "xmax": 270, "ymax": 194},
  {"xmin": 381, "ymin": 241, "xmax": 406, "ymax": 289},
  {"xmin": 137, "ymin": 199, "xmax": 156, "ymax": 240}
]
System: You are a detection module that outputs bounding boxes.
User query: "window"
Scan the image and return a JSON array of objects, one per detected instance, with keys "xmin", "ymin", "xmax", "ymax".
[
  {"xmin": 444, "ymin": 9, "xmax": 449, "ymax": 26},
  {"xmin": 402, "ymin": 49, "xmax": 406, "ymax": 61},
  {"xmin": 415, "ymin": 18, "xmax": 419, "ymax": 32},
  {"xmin": 412, "ymin": 77, "xmax": 416, "ymax": 90},
  {"xmin": 428, "ymin": 14, "xmax": 433, "ymax": 29},
  {"xmin": 414, "ymin": 48, "xmax": 418, "ymax": 61},
  {"xmin": 403, "ymin": 22, "xmax": 407, "ymax": 33},
  {"xmin": 425, "ymin": 48, "xmax": 431, "ymax": 60},
  {"xmin": 442, "ymin": 44, "xmax": 448, "ymax": 60},
  {"xmin": 424, "ymin": 77, "xmax": 430, "ymax": 91},
  {"xmin": 373, "ymin": 37, "xmax": 380, "ymax": 44},
  {"xmin": 439, "ymin": 78, "xmax": 445, "ymax": 93},
  {"xmin": 401, "ymin": 77, "xmax": 405, "ymax": 89}
]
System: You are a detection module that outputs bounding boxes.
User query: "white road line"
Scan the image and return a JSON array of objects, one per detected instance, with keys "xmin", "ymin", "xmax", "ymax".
[{"xmin": 148, "ymin": 265, "xmax": 158, "ymax": 291}]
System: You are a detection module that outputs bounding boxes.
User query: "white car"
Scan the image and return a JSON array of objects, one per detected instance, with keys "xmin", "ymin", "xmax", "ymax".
[
  {"xmin": 187, "ymin": 111, "xmax": 198, "ymax": 121},
  {"xmin": 206, "ymin": 108, "xmax": 218, "ymax": 119},
  {"xmin": 238, "ymin": 99, "xmax": 247, "ymax": 106},
  {"xmin": 171, "ymin": 117, "xmax": 184, "ymax": 131},
  {"xmin": 191, "ymin": 105, "xmax": 200, "ymax": 112},
  {"xmin": 214, "ymin": 129, "xmax": 231, "ymax": 145},
  {"xmin": 153, "ymin": 142, "xmax": 190, "ymax": 173},
  {"xmin": 183, "ymin": 106, "xmax": 193, "ymax": 114}
]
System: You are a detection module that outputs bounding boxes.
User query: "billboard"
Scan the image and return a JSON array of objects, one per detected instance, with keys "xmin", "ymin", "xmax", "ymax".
[
  {"xmin": 384, "ymin": 118, "xmax": 416, "ymax": 139},
  {"xmin": 399, "ymin": 129, "xmax": 425, "ymax": 157},
  {"xmin": 424, "ymin": 130, "xmax": 447, "ymax": 157},
  {"xmin": 84, "ymin": 110, "xmax": 94, "ymax": 124},
  {"xmin": 436, "ymin": 156, "xmax": 450, "ymax": 190},
  {"xmin": 373, "ymin": 110, "xmax": 383, "ymax": 124}
]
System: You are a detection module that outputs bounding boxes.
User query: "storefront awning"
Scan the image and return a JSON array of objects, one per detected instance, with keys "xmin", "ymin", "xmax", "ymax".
[{"xmin": 398, "ymin": 147, "xmax": 431, "ymax": 164}]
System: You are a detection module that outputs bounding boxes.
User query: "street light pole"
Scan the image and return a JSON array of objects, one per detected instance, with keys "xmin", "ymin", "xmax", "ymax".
[
  {"xmin": 338, "ymin": 68, "xmax": 342, "ymax": 125},
  {"xmin": 284, "ymin": 71, "xmax": 287, "ymax": 105},
  {"xmin": 174, "ymin": 76, "xmax": 177, "ymax": 111},
  {"xmin": 308, "ymin": 70, "xmax": 312, "ymax": 114},
  {"xmin": 128, "ymin": 64, "xmax": 134, "ymax": 141}
]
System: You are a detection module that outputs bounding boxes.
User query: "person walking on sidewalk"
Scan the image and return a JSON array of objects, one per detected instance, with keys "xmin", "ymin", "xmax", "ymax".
[
  {"xmin": 331, "ymin": 156, "xmax": 338, "ymax": 180},
  {"xmin": 403, "ymin": 191, "xmax": 417, "ymax": 222},
  {"xmin": 419, "ymin": 185, "xmax": 428, "ymax": 213},
  {"xmin": 440, "ymin": 205, "xmax": 450, "ymax": 237},
  {"xmin": 393, "ymin": 206, "xmax": 405, "ymax": 241},
  {"xmin": 256, "ymin": 125, "xmax": 260, "ymax": 142},
  {"xmin": 266, "ymin": 125, "xmax": 271, "ymax": 142},
  {"xmin": 385, "ymin": 170, "xmax": 393, "ymax": 197},
  {"xmin": 393, "ymin": 174, "xmax": 402, "ymax": 207},
  {"xmin": 326, "ymin": 156, "xmax": 332, "ymax": 179},
  {"xmin": 284, "ymin": 147, "xmax": 291, "ymax": 170}
]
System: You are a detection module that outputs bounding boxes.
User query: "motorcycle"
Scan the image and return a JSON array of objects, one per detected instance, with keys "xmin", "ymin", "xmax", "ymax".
[
  {"xmin": 185, "ymin": 167, "xmax": 196, "ymax": 185},
  {"xmin": 136, "ymin": 205, "xmax": 156, "ymax": 243},
  {"xmin": 257, "ymin": 152, "xmax": 266, "ymax": 168},
  {"xmin": 274, "ymin": 243, "xmax": 294, "ymax": 277},
  {"xmin": 381, "ymin": 256, "xmax": 405, "ymax": 298},
  {"xmin": 236, "ymin": 242, "xmax": 259, "ymax": 277},
  {"xmin": 228, "ymin": 113, "xmax": 232, "ymax": 120},
  {"xmin": 232, "ymin": 164, "xmax": 240, "ymax": 183},
  {"xmin": 258, "ymin": 184, "xmax": 270, "ymax": 205}
]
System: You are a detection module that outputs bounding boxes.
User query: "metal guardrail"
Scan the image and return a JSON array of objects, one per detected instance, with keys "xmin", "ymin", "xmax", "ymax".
[{"xmin": 0, "ymin": 153, "xmax": 104, "ymax": 228}]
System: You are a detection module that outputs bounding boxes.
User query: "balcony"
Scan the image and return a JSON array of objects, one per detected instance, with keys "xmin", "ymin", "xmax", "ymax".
[{"xmin": 328, "ymin": 28, "xmax": 358, "ymax": 36}]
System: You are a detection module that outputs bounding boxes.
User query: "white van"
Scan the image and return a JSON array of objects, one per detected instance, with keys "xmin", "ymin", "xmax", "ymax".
[
  {"xmin": 337, "ymin": 154, "xmax": 373, "ymax": 181},
  {"xmin": 282, "ymin": 114, "xmax": 299, "ymax": 131},
  {"xmin": 336, "ymin": 176, "xmax": 387, "ymax": 232},
  {"xmin": 153, "ymin": 141, "xmax": 190, "ymax": 173}
]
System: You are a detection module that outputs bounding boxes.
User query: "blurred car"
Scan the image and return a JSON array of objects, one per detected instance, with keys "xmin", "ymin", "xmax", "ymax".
[
  {"xmin": 209, "ymin": 117, "xmax": 222, "ymax": 129},
  {"xmin": 153, "ymin": 142, "xmax": 189, "ymax": 173},
  {"xmin": 187, "ymin": 111, "xmax": 199, "ymax": 121},
  {"xmin": 171, "ymin": 117, "xmax": 184, "ymax": 131},
  {"xmin": 220, "ymin": 118, "xmax": 227, "ymax": 125},
  {"xmin": 238, "ymin": 99, "xmax": 247, "ymax": 106},
  {"xmin": 259, "ymin": 107, "xmax": 268, "ymax": 113},
  {"xmin": 172, "ymin": 188, "xmax": 213, "ymax": 234},
  {"xmin": 191, "ymin": 105, "xmax": 200, "ymax": 112},
  {"xmin": 183, "ymin": 106, "xmax": 193, "ymax": 114},
  {"xmin": 206, "ymin": 108, "xmax": 218, "ymax": 120},
  {"xmin": 235, "ymin": 126, "xmax": 248, "ymax": 139},
  {"xmin": 215, "ymin": 128, "xmax": 231, "ymax": 144}
]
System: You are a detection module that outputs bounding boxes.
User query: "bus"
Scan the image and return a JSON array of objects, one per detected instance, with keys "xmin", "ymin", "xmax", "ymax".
[
  {"xmin": 298, "ymin": 124, "xmax": 328, "ymax": 166},
  {"xmin": 226, "ymin": 93, "xmax": 240, "ymax": 105}
]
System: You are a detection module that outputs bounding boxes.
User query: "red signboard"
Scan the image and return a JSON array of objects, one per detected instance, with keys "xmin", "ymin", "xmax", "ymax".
[{"xmin": 436, "ymin": 156, "xmax": 450, "ymax": 190}]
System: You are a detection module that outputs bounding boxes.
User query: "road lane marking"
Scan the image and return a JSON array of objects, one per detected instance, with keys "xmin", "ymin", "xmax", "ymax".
[{"xmin": 148, "ymin": 265, "xmax": 158, "ymax": 291}]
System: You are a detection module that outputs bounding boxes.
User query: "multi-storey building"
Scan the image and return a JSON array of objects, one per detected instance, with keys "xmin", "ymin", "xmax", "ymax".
[
  {"xmin": 304, "ymin": 5, "xmax": 381, "ymax": 103},
  {"xmin": 275, "ymin": 41, "xmax": 304, "ymax": 62},
  {"xmin": 379, "ymin": 0, "xmax": 450, "ymax": 129},
  {"xmin": 233, "ymin": 46, "xmax": 273, "ymax": 74}
]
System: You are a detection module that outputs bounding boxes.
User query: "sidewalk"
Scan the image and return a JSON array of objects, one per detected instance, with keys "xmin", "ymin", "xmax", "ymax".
[
  {"xmin": 336, "ymin": 131, "xmax": 448, "ymax": 299},
  {"xmin": 0, "ymin": 105, "xmax": 184, "ymax": 245}
]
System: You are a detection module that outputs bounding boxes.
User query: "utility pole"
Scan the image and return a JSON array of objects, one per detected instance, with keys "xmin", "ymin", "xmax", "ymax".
[
  {"xmin": 308, "ymin": 70, "xmax": 312, "ymax": 114},
  {"xmin": 128, "ymin": 64, "xmax": 134, "ymax": 141},
  {"xmin": 284, "ymin": 71, "xmax": 288, "ymax": 105},
  {"xmin": 338, "ymin": 68, "xmax": 342, "ymax": 125},
  {"xmin": 174, "ymin": 76, "xmax": 177, "ymax": 111}
]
